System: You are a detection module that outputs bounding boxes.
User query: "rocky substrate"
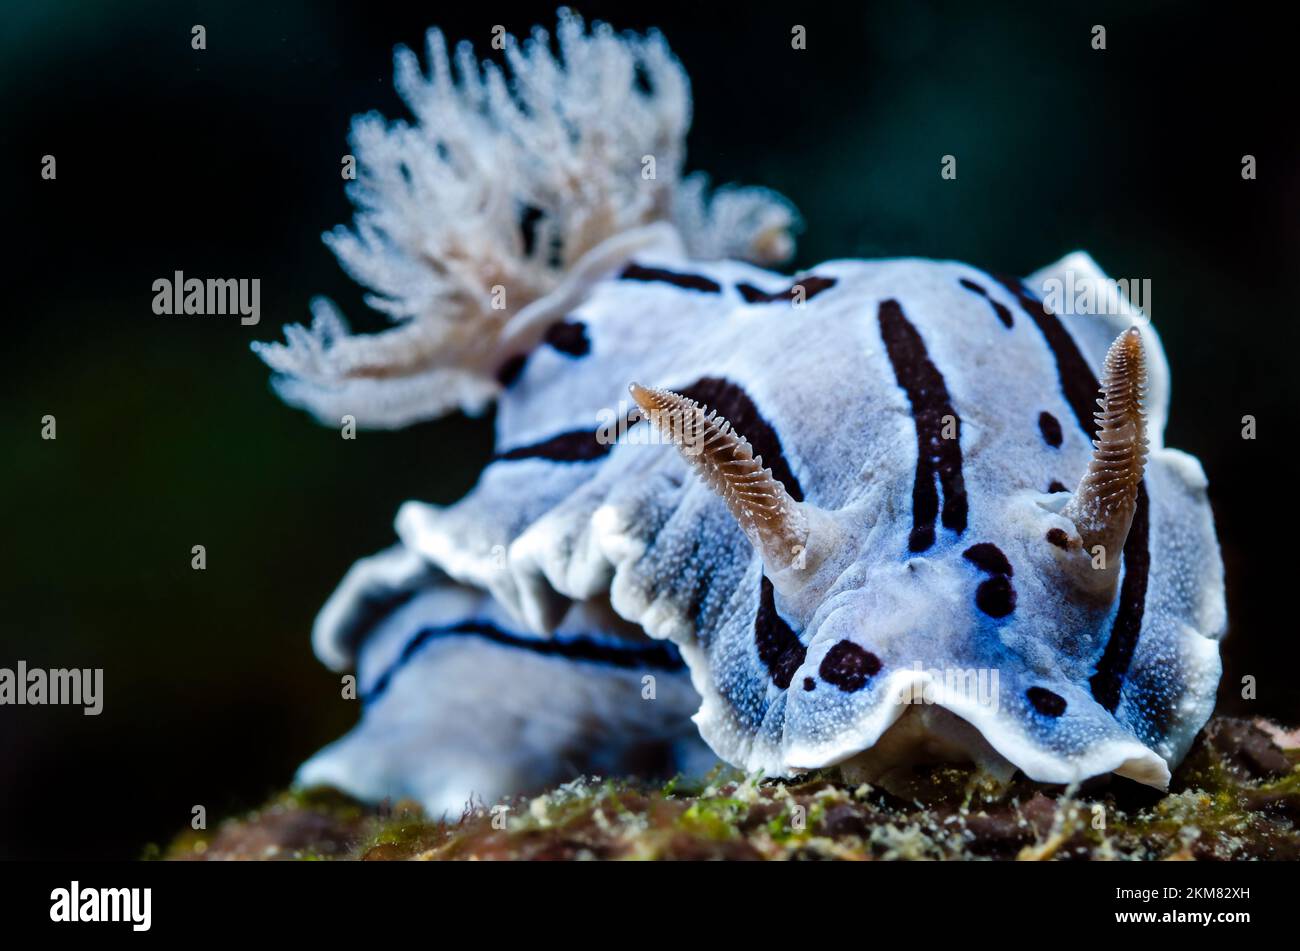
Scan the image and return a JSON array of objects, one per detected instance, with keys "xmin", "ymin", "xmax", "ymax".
[{"xmin": 164, "ymin": 716, "xmax": 1300, "ymax": 861}]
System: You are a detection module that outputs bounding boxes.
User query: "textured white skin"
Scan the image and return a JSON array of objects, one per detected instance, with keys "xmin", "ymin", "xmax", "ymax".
[
  {"xmin": 274, "ymin": 15, "xmax": 1225, "ymax": 812},
  {"xmin": 299, "ymin": 581, "xmax": 709, "ymax": 813},
  {"xmin": 300, "ymin": 249, "xmax": 1226, "ymax": 810}
]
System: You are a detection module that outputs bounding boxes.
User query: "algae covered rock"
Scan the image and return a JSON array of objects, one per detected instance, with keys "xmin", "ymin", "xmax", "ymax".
[{"xmin": 164, "ymin": 716, "xmax": 1299, "ymax": 861}]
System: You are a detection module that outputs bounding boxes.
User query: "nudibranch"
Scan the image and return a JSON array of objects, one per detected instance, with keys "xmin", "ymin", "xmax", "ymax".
[{"xmin": 254, "ymin": 10, "xmax": 1225, "ymax": 814}]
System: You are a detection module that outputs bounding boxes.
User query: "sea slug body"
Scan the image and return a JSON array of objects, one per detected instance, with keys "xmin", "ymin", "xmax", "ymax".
[{"xmin": 255, "ymin": 10, "xmax": 1226, "ymax": 814}]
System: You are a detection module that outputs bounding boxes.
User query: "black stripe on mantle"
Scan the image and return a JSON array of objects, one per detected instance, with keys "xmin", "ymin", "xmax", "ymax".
[
  {"xmin": 877, "ymin": 298, "xmax": 968, "ymax": 552},
  {"xmin": 994, "ymin": 274, "xmax": 1150, "ymax": 713},
  {"xmin": 364, "ymin": 621, "xmax": 684, "ymax": 704},
  {"xmin": 494, "ymin": 377, "xmax": 805, "ymax": 494}
]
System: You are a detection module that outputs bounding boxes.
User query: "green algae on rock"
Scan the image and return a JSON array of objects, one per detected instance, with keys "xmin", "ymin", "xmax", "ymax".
[{"xmin": 164, "ymin": 716, "xmax": 1299, "ymax": 861}]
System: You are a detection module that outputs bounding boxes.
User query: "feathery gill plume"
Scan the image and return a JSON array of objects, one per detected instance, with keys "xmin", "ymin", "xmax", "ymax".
[{"xmin": 254, "ymin": 9, "xmax": 799, "ymax": 427}]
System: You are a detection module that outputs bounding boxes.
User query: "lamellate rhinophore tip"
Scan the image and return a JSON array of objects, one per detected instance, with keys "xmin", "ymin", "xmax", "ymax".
[
  {"xmin": 628, "ymin": 382, "xmax": 809, "ymax": 572},
  {"xmin": 1062, "ymin": 327, "xmax": 1149, "ymax": 583}
]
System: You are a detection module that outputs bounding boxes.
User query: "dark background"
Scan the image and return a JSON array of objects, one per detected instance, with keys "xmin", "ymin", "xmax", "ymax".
[{"xmin": 3, "ymin": 1, "xmax": 1295, "ymax": 859}]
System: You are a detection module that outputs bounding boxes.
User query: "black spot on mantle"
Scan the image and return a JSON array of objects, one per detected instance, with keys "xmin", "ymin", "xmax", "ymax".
[
  {"xmin": 1026, "ymin": 686, "xmax": 1068, "ymax": 718},
  {"xmin": 963, "ymin": 543, "xmax": 1017, "ymax": 618},
  {"xmin": 819, "ymin": 640, "xmax": 882, "ymax": 693},
  {"xmin": 975, "ymin": 576, "xmax": 1017, "ymax": 618},
  {"xmin": 543, "ymin": 320, "xmax": 590, "ymax": 357},
  {"xmin": 963, "ymin": 543, "xmax": 1013, "ymax": 577},
  {"xmin": 1038, "ymin": 411, "xmax": 1063, "ymax": 448}
]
